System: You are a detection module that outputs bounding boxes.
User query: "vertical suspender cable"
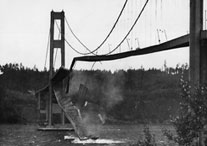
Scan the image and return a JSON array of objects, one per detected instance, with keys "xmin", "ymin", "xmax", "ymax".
[{"xmin": 107, "ymin": 0, "xmax": 149, "ymax": 55}]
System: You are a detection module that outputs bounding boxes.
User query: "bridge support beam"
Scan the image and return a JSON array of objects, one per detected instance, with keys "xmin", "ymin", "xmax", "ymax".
[{"xmin": 189, "ymin": 0, "xmax": 204, "ymax": 84}]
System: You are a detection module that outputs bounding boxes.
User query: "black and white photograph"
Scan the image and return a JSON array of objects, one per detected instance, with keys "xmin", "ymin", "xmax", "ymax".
[{"xmin": 0, "ymin": 0, "xmax": 206, "ymax": 145}]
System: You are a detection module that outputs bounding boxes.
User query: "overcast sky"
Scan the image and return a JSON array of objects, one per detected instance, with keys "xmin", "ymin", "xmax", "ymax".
[{"xmin": 0, "ymin": 0, "xmax": 203, "ymax": 71}]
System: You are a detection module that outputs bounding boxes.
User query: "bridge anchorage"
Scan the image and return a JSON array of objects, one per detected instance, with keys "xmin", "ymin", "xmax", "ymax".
[{"xmin": 35, "ymin": 0, "xmax": 207, "ymax": 141}]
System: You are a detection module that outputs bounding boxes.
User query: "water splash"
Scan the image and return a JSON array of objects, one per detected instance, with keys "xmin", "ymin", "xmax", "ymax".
[{"xmin": 64, "ymin": 135, "xmax": 125, "ymax": 144}]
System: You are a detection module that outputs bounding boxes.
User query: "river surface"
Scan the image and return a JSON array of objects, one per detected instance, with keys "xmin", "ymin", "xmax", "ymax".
[{"xmin": 0, "ymin": 124, "xmax": 176, "ymax": 146}]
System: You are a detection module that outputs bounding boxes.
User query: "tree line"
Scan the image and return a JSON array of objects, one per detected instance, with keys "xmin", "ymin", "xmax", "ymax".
[{"xmin": 0, "ymin": 63, "xmax": 188, "ymax": 123}]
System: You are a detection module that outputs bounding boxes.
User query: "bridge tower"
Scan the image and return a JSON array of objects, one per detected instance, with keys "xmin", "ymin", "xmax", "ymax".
[
  {"xmin": 48, "ymin": 10, "xmax": 65, "ymax": 126},
  {"xmin": 189, "ymin": 0, "xmax": 207, "ymax": 84}
]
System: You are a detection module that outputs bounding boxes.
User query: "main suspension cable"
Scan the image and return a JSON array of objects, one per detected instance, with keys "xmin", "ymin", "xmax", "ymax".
[
  {"xmin": 65, "ymin": 0, "xmax": 128, "ymax": 55},
  {"xmin": 88, "ymin": 0, "xmax": 128, "ymax": 54},
  {"xmin": 106, "ymin": 0, "xmax": 149, "ymax": 55},
  {"xmin": 55, "ymin": 20, "xmax": 90, "ymax": 55},
  {"xmin": 44, "ymin": 30, "xmax": 50, "ymax": 70},
  {"xmin": 65, "ymin": 16, "xmax": 96, "ymax": 55}
]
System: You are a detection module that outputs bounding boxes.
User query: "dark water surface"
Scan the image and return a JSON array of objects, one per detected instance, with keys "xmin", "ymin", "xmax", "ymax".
[{"xmin": 0, "ymin": 124, "xmax": 175, "ymax": 146}]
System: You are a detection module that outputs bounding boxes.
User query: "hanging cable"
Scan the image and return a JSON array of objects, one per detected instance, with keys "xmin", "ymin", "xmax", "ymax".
[
  {"xmin": 65, "ymin": 0, "xmax": 128, "ymax": 55},
  {"xmin": 88, "ymin": 0, "xmax": 128, "ymax": 53},
  {"xmin": 65, "ymin": 38, "xmax": 90, "ymax": 55},
  {"xmin": 149, "ymin": 0, "xmax": 152, "ymax": 45},
  {"xmin": 161, "ymin": 0, "xmax": 163, "ymax": 27},
  {"xmin": 55, "ymin": 20, "xmax": 90, "ymax": 55},
  {"xmin": 106, "ymin": 0, "xmax": 149, "ymax": 55},
  {"xmin": 155, "ymin": 0, "xmax": 158, "ymax": 44},
  {"xmin": 130, "ymin": 0, "xmax": 134, "ymax": 50},
  {"xmin": 65, "ymin": 16, "xmax": 97, "ymax": 55},
  {"xmin": 44, "ymin": 30, "xmax": 50, "ymax": 70},
  {"xmin": 144, "ymin": 0, "xmax": 147, "ymax": 47}
]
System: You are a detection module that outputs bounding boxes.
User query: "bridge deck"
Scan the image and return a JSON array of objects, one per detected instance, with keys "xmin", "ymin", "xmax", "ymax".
[
  {"xmin": 74, "ymin": 34, "xmax": 189, "ymax": 62},
  {"xmin": 72, "ymin": 30, "xmax": 207, "ymax": 63}
]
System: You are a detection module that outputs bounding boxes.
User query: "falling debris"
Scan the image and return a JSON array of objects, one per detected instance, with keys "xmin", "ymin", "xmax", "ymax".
[{"xmin": 53, "ymin": 81, "xmax": 104, "ymax": 140}]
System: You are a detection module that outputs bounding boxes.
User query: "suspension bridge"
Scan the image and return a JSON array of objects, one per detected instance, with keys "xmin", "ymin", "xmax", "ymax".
[{"xmin": 35, "ymin": 0, "xmax": 207, "ymax": 140}]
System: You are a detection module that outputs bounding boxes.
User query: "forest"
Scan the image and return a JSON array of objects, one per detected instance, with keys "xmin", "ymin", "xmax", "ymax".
[{"xmin": 0, "ymin": 63, "xmax": 189, "ymax": 124}]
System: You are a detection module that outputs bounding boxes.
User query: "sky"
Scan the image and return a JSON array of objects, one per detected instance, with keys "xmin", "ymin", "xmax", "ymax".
[{"xmin": 0, "ymin": 0, "xmax": 202, "ymax": 71}]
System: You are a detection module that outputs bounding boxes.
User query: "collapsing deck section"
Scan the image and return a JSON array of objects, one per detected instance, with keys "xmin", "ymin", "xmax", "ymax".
[
  {"xmin": 37, "ymin": 67, "xmax": 102, "ymax": 139},
  {"xmin": 53, "ymin": 86, "xmax": 88, "ymax": 139}
]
